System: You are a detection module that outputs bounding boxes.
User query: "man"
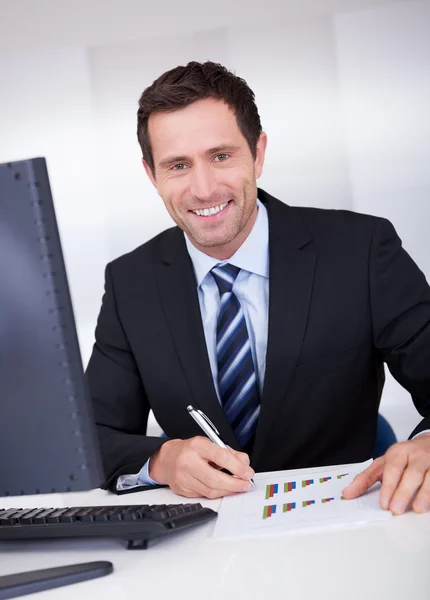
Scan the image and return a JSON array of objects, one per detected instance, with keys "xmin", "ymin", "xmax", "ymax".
[{"xmin": 87, "ymin": 61, "xmax": 430, "ymax": 514}]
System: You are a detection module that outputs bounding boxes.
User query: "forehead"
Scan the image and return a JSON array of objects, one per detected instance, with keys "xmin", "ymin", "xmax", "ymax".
[{"xmin": 148, "ymin": 98, "xmax": 245, "ymax": 159}]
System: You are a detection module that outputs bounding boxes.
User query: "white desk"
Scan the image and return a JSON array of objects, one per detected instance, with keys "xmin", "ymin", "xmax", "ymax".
[{"xmin": 1, "ymin": 463, "xmax": 430, "ymax": 600}]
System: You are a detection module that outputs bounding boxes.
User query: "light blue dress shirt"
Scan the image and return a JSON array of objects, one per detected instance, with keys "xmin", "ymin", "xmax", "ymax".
[{"xmin": 116, "ymin": 199, "xmax": 269, "ymax": 490}]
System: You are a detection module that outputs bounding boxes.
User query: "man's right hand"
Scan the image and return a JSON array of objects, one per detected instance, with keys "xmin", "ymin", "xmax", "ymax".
[{"xmin": 149, "ymin": 436, "xmax": 255, "ymax": 499}]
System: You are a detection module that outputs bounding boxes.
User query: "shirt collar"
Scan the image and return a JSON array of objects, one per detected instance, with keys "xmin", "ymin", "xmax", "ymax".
[{"xmin": 184, "ymin": 198, "xmax": 269, "ymax": 287}]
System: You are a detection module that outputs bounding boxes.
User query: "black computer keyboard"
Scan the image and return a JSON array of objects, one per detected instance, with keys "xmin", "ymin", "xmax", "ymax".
[{"xmin": 0, "ymin": 503, "xmax": 217, "ymax": 549}]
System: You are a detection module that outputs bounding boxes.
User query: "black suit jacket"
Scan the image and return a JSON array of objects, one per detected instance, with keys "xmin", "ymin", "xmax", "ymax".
[{"xmin": 86, "ymin": 189, "xmax": 430, "ymax": 492}]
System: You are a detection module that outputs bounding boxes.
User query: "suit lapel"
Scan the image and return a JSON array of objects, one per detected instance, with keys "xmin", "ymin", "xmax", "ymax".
[
  {"xmin": 154, "ymin": 228, "xmax": 240, "ymax": 449},
  {"xmin": 252, "ymin": 191, "xmax": 316, "ymax": 466}
]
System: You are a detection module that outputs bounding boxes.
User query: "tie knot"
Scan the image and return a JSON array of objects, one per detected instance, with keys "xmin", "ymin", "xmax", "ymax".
[{"xmin": 211, "ymin": 264, "xmax": 241, "ymax": 295}]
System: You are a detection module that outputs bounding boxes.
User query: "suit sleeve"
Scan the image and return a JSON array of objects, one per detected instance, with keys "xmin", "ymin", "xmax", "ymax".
[
  {"xmin": 86, "ymin": 264, "xmax": 169, "ymax": 493},
  {"xmin": 369, "ymin": 218, "xmax": 430, "ymax": 437}
]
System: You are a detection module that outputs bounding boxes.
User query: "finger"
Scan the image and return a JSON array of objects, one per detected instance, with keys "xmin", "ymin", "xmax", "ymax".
[
  {"xmin": 172, "ymin": 469, "xmax": 208, "ymax": 498},
  {"xmin": 195, "ymin": 457, "xmax": 252, "ymax": 494},
  {"xmin": 227, "ymin": 447, "xmax": 251, "ymax": 466},
  {"xmin": 170, "ymin": 475, "xmax": 204, "ymax": 499},
  {"xmin": 379, "ymin": 446, "xmax": 409, "ymax": 510},
  {"xmin": 412, "ymin": 470, "xmax": 430, "ymax": 514},
  {"xmin": 342, "ymin": 458, "xmax": 384, "ymax": 499},
  {"xmin": 180, "ymin": 468, "xmax": 246, "ymax": 499},
  {"xmin": 388, "ymin": 458, "xmax": 427, "ymax": 515},
  {"xmin": 200, "ymin": 443, "xmax": 255, "ymax": 482},
  {"xmin": 177, "ymin": 445, "xmax": 252, "ymax": 495}
]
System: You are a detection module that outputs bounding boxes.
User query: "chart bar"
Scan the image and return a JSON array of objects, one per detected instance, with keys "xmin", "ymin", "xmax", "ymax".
[
  {"xmin": 302, "ymin": 479, "xmax": 314, "ymax": 488},
  {"xmin": 263, "ymin": 504, "xmax": 277, "ymax": 519},
  {"xmin": 302, "ymin": 500, "xmax": 316, "ymax": 507},
  {"xmin": 284, "ymin": 481, "xmax": 296, "ymax": 493},
  {"xmin": 265, "ymin": 483, "xmax": 279, "ymax": 499}
]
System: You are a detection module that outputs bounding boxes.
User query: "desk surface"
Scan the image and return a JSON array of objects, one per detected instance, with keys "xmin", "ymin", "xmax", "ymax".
[{"xmin": 1, "ymin": 463, "xmax": 430, "ymax": 600}]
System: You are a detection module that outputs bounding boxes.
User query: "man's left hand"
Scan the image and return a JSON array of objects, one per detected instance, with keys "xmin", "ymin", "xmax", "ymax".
[{"xmin": 342, "ymin": 433, "xmax": 430, "ymax": 514}]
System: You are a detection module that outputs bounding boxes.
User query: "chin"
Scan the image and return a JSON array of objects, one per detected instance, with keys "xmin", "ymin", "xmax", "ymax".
[
  {"xmin": 196, "ymin": 234, "xmax": 236, "ymax": 249},
  {"xmin": 186, "ymin": 221, "xmax": 240, "ymax": 249}
]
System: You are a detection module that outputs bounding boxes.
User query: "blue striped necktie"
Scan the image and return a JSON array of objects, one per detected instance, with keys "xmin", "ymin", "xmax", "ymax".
[{"xmin": 211, "ymin": 264, "xmax": 260, "ymax": 451}]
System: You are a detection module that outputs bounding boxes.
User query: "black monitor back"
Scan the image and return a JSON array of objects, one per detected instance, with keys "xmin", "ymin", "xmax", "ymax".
[{"xmin": 0, "ymin": 157, "xmax": 103, "ymax": 497}]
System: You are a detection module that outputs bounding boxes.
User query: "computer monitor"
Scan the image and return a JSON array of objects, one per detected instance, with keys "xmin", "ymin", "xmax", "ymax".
[
  {"xmin": 0, "ymin": 157, "xmax": 103, "ymax": 496},
  {"xmin": 0, "ymin": 157, "xmax": 109, "ymax": 594}
]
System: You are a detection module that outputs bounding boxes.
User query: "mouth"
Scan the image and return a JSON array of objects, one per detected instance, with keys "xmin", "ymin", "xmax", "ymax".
[{"xmin": 189, "ymin": 200, "xmax": 232, "ymax": 218}]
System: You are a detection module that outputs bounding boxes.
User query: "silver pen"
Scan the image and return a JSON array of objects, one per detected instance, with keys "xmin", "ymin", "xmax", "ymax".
[{"xmin": 187, "ymin": 405, "xmax": 255, "ymax": 487}]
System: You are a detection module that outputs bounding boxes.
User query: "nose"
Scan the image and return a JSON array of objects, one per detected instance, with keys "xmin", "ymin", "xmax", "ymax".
[{"xmin": 188, "ymin": 162, "xmax": 216, "ymax": 202}]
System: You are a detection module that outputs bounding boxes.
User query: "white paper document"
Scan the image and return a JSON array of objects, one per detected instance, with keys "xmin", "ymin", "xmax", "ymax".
[{"xmin": 213, "ymin": 459, "xmax": 392, "ymax": 540}]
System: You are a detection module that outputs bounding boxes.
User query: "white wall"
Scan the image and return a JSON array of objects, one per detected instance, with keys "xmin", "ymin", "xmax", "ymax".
[
  {"xmin": 334, "ymin": 1, "xmax": 430, "ymax": 440},
  {"xmin": 1, "ymin": 0, "xmax": 429, "ymax": 439},
  {"xmin": 0, "ymin": 46, "xmax": 108, "ymax": 362},
  {"xmin": 0, "ymin": 0, "xmax": 400, "ymax": 55}
]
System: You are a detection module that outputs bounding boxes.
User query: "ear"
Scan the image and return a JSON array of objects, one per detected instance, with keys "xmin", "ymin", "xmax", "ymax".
[
  {"xmin": 254, "ymin": 132, "xmax": 268, "ymax": 180},
  {"xmin": 142, "ymin": 159, "xmax": 158, "ymax": 190}
]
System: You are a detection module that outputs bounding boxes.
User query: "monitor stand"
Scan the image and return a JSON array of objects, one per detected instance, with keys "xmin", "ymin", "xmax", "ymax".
[{"xmin": 0, "ymin": 561, "xmax": 113, "ymax": 599}]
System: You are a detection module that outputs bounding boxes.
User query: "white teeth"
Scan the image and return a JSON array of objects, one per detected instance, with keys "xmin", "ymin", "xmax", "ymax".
[{"xmin": 192, "ymin": 202, "xmax": 229, "ymax": 217}]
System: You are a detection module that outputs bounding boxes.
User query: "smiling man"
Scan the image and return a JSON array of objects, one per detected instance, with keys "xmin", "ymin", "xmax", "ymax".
[
  {"xmin": 143, "ymin": 93, "xmax": 265, "ymax": 262},
  {"xmin": 87, "ymin": 61, "xmax": 430, "ymax": 515}
]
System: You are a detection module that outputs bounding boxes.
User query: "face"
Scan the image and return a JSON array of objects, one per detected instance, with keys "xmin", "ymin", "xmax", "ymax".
[{"xmin": 143, "ymin": 98, "xmax": 267, "ymax": 259}]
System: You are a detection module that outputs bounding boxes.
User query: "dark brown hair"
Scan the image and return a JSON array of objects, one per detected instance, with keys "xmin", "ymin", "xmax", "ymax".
[{"xmin": 137, "ymin": 61, "xmax": 262, "ymax": 174}]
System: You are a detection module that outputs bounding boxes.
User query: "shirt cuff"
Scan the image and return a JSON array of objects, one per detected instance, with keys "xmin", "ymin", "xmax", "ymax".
[
  {"xmin": 115, "ymin": 458, "xmax": 161, "ymax": 491},
  {"xmin": 137, "ymin": 457, "xmax": 162, "ymax": 485}
]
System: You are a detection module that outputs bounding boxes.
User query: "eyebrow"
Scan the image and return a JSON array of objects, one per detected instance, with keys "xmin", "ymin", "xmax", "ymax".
[
  {"xmin": 158, "ymin": 155, "xmax": 188, "ymax": 169},
  {"xmin": 158, "ymin": 145, "xmax": 241, "ymax": 169}
]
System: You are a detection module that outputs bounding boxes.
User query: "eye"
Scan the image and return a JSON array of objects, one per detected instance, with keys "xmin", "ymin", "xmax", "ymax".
[
  {"xmin": 171, "ymin": 163, "xmax": 188, "ymax": 171},
  {"xmin": 214, "ymin": 153, "xmax": 230, "ymax": 162}
]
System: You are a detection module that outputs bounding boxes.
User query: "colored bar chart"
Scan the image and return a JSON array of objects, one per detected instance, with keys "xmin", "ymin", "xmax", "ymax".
[
  {"xmin": 302, "ymin": 500, "xmax": 316, "ymax": 507},
  {"xmin": 265, "ymin": 483, "xmax": 279, "ymax": 500},
  {"xmin": 337, "ymin": 473, "xmax": 349, "ymax": 479},
  {"xmin": 319, "ymin": 476, "xmax": 332, "ymax": 483},
  {"xmin": 321, "ymin": 497, "xmax": 335, "ymax": 503},
  {"xmin": 284, "ymin": 481, "xmax": 296, "ymax": 493},
  {"xmin": 283, "ymin": 502, "xmax": 296, "ymax": 512},
  {"xmin": 263, "ymin": 505, "xmax": 277, "ymax": 519},
  {"xmin": 302, "ymin": 479, "xmax": 314, "ymax": 488}
]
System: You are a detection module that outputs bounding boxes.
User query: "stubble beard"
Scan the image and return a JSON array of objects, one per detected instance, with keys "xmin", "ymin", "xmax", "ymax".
[
  {"xmin": 184, "ymin": 180, "xmax": 257, "ymax": 250},
  {"xmin": 186, "ymin": 209, "xmax": 243, "ymax": 248}
]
